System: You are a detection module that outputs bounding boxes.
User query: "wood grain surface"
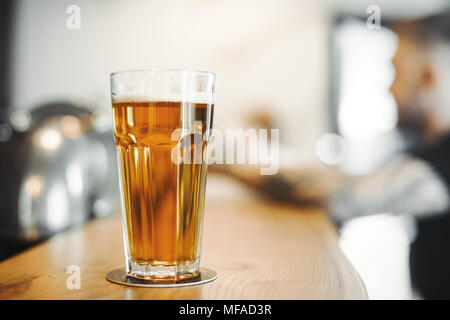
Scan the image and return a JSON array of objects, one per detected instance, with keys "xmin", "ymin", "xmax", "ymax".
[{"xmin": 0, "ymin": 176, "xmax": 367, "ymax": 299}]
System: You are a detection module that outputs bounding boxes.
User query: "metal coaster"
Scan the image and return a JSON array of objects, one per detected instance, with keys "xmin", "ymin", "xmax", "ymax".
[{"xmin": 106, "ymin": 268, "xmax": 218, "ymax": 288}]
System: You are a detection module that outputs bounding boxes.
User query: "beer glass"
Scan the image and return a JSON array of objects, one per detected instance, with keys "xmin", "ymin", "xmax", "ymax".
[{"xmin": 110, "ymin": 69, "xmax": 215, "ymax": 280}]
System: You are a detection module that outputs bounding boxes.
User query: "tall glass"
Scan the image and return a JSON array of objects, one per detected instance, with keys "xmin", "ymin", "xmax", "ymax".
[{"xmin": 110, "ymin": 69, "xmax": 215, "ymax": 280}]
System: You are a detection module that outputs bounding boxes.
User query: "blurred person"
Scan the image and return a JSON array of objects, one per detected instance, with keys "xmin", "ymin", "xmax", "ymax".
[
  {"xmin": 214, "ymin": 12, "xmax": 450, "ymax": 299},
  {"xmin": 388, "ymin": 12, "xmax": 450, "ymax": 299}
]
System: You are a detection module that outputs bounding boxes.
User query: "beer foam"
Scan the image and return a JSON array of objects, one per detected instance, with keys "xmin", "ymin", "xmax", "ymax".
[{"xmin": 112, "ymin": 92, "xmax": 214, "ymax": 104}]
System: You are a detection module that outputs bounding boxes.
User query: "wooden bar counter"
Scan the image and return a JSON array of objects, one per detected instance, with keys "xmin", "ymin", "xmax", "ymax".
[{"xmin": 0, "ymin": 176, "xmax": 367, "ymax": 299}]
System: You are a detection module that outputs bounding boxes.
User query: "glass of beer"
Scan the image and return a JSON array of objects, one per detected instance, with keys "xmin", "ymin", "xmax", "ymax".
[{"xmin": 110, "ymin": 69, "xmax": 215, "ymax": 281}]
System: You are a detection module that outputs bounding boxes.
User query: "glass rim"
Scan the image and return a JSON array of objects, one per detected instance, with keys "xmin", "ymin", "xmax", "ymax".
[{"xmin": 110, "ymin": 68, "xmax": 216, "ymax": 78}]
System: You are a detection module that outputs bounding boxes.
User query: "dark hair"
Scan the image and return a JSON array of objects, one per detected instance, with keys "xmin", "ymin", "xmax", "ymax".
[
  {"xmin": 389, "ymin": 11, "xmax": 450, "ymax": 44},
  {"xmin": 415, "ymin": 12, "xmax": 450, "ymax": 42}
]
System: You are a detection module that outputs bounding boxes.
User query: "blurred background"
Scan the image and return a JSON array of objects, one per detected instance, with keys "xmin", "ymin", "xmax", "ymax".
[{"xmin": 1, "ymin": 0, "xmax": 450, "ymax": 299}]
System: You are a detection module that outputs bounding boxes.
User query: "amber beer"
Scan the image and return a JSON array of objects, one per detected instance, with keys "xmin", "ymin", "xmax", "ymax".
[
  {"xmin": 112, "ymin": 100, "xmax": 213, "ymax": 280},
  {"xmin": 110, "ymin": 69, "xmax": 215, "ymax": 280}
]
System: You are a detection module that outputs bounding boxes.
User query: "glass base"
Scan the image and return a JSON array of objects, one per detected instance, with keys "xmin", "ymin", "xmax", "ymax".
[
  {"xmin": 106, "ymin": 267, "xmax": 217, "ymax": 287},
  {"xmin": 127, "ymin": 258, "xmax": 200, "ymax": 281}
]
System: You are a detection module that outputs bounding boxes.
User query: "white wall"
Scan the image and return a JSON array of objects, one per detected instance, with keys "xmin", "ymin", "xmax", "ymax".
[{"xmin": 12, "ymin": 0, "xmax": 329, "ymax": 151}]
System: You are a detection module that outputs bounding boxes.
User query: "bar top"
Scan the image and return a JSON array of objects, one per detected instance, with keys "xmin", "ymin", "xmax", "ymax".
[{"xmin": 0, "ymin": 176, "xmax": 367, "ymax": 299}]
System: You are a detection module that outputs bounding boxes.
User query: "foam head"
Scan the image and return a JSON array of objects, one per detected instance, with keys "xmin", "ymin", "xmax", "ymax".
[{"xmin": 111, "ymin": 69, "xmax": 215, "ymax": 104}]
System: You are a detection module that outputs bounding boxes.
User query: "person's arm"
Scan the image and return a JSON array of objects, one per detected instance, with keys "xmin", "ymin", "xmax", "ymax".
[
  {"xmin": 211, "ymin": 153, "xmax": 449, "ymax": 221},
  {"xmin": 327, "ymin": 154, "xmax": 449, "ymax": 222}
]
